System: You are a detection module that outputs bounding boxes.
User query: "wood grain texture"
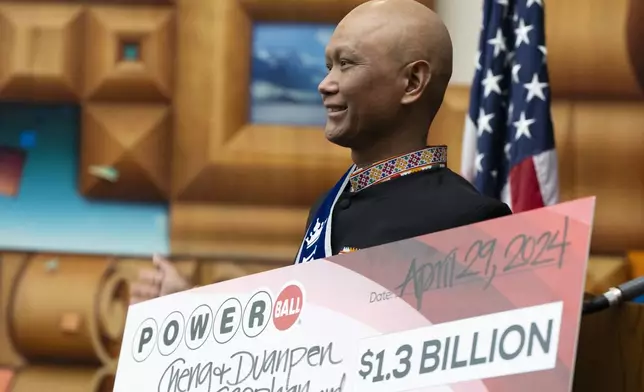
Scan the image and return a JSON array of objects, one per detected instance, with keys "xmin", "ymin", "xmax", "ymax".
[
  {"xmin": 0, "ymin": 253, "xmax": 26, "ymax": 367},
  {"xmin": 574, "ymin": 303, "xmax": 644, "ymax": 392},
  {"xmin": 79, "ymin": 103, "xmax": 172, "ymax": 201},
  {"xmin": 83, "ymin": 5, "xmax": 174, "ymax": 102},
  {"xmin": 546, "ymin": 0, "xmax": 644, "ymax": 99},
  {"xmin": 8, "ymin": 254, "xmax": 126, "ymax": 366},
  {"xmin": 0, "ymin": 3, "xmax": 84, "ymax": 101},
  {"xmin": 585, "ymin": 255, "xmax": 630, "ymax": 295},
  {"xmin": 626, "ymin": 0, "xmax": 644, "ymax": 92},
  {"xmin": 628, "ymin": 251, "xmax": 644, "ymax": 279},
  {"xmin": 170, "ymin": 202, "xmax": 309, "ymax": 262},
  {"xmin": 9, "ymin": 365, "xmax": 114, "ymax": 392},
  {"xmin": 569, "ymin": 102, "xmax": 644, "ymax": 253}
]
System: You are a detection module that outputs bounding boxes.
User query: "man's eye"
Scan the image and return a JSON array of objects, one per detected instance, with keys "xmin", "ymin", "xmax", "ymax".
[{"xmin": 339, "ymin": 60, "xmax": 349, "ymax": 66}]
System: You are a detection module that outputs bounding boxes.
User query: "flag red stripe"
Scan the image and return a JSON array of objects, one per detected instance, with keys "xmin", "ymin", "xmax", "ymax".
[{"xmin": 509, "ymin": 156, "xmax": 545, "ymax": 212}]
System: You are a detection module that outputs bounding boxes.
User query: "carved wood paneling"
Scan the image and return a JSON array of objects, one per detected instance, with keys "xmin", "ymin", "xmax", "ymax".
[
  {"xmin": 575, "ymin": 303, "xmax": 644, "ymax": 392},
  {"xmin": 8, "ymin": 255, "xmax": 128, "ymax": 366},
  {"xmin": 170, "ymin": 202, "xmax": 308, "ymax": 262},
  {"xmin": 80, "ymin": 103, "xmax": 172, "ymax": 201},
  {"xmin": 0, "ymin": 253, "xmax": 27, "ymax": 367},
  {"xmin": 0, "ymin": 4, "xmax": 84, "ymax": 101},
  {"xmin": 83, "ymin": 6, "xmax": 174, "ymax": 102}
]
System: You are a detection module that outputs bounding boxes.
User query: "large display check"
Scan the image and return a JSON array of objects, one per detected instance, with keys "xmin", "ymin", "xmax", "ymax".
[{"xmin": 114, "ymin": 197, "xmax": 595, "ymax": 392}]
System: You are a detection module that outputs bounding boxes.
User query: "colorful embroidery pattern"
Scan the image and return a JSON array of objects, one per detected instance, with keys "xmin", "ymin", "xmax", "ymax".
[{"xmin": 349, "ymin": 146, "xmax": 447, "ymax": 193}]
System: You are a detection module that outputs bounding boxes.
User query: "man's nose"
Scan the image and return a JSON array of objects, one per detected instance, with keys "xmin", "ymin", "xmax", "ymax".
[{"xmin": 318, "ymin": 72, "xmax": 339, "ymax": 96}]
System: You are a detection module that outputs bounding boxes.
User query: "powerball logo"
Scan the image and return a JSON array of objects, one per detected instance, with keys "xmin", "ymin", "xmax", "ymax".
[
  {"xmin": 273, "ymin": 282, "xmax": 304, "ymax": 331},
  {"xmin": 131, "ymin": 281, "xmax": 305, "ymax": 362}
]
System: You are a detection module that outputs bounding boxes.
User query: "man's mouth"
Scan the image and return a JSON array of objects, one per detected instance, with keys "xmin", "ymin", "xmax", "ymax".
[{"xmin": 326, "ymin": 105, "xmax": 347, "ymax": 113}]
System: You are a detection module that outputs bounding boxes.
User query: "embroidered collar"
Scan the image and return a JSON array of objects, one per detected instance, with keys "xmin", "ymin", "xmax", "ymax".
[{"xmin": 349, "ymin": 145, "xmax": 447, "ymax": 193}]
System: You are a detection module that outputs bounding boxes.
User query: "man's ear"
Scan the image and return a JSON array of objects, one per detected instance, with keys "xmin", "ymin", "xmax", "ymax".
[{"xmin": 401, "ymin": 60, "xmax": 431, "ymax": 105}]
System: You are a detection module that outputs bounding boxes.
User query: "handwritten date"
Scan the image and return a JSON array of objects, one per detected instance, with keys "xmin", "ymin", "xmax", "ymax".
[{"xmin": 395, "ymin": 216, "xmax": 571, "ymax": 310}]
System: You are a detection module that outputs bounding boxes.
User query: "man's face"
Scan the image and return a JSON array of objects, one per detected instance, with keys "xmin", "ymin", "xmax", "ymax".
[{"xmin": 319, "ymin": 20, "xmax": 404, "ymax": 148}]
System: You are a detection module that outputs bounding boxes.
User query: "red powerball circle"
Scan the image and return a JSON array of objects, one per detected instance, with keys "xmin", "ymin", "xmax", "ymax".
[{"xmin": 273, "ymin": 284, "xmax": 303, "ymax": 331}]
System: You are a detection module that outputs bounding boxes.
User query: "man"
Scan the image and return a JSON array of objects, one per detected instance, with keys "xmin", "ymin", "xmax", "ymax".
[{"xmin": 130, "ymin": 0, "xmax": 511, "ymax": 303}]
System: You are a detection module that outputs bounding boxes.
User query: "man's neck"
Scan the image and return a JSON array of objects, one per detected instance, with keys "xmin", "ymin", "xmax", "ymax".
[{"xmin": 351, "ymin": 139, "xmax": 427, "ymax": 170}]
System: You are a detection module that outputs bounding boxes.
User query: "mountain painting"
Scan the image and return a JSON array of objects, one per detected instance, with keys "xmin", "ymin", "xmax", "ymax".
[{"xmin": 250, "ymin": 23, "xmax": 335, "ymax": 126}]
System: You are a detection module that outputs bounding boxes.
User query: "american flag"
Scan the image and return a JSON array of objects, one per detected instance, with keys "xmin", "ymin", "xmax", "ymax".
[{"xmin": 460, "ymin": 0, "xmax": 558, "ymax": 213}]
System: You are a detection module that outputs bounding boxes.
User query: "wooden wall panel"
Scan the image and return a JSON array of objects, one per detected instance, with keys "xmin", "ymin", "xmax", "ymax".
[
  {"xmin": 0, "ymin": 253, "xmax": 26, "ymax": 367},
  {"xmin": 0, "ymin": 2, "xmax": 175, "ymax": 203},
  {"xmin": 0, "ymin": 4, "xmax": 84, "ymax": 101},
  {"xmin": 78, "ymin": 4, "xmax": 175, "ymax": 202},
  {"xmin": 8, "ymin": 255, "xmax": 127, "ymax": 366},
  {"xmin": 9, "ymin": 365, "xmax": 114, "ymax": 392},
  {"xmin": 170, "ymin": 203, "xmax": 308, "ymax": 262},
  {"xmin": 83, "ymin": 6, "xmax": 174, "ymax": 102},
  {"xmin": 79, "ymin": 103, "xmax": 172, "ymax": 201},
  {"xmin": 585, "ymin": 256, "xmax": 630, "ymax": 295},
  {"xmin": 546, "ymin": 0, "xmax": 644, "ymax": 99},
  {"xmin": 570, "ymin": 102, "xmax": 644, "ymax": 253},
  {"xmin": 628, "ymin": 251, "xmax": 644, "ymax": 278}
]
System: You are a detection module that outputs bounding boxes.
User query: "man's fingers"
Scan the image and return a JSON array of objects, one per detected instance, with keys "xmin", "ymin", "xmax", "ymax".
[
  {"xmin": 137, "ymin": 268, "xmax": 164, "ymax": 286},
  {"xmin": 152, "ymin": 254, "xmax": 174, "ymax": 273},
  {"xmin": 131, "ymin": 282, "xmax": 160, "ymax": 300},
  {"xmin": 130, "ymin": 295, "xmax": 147, "ymax": 305}
]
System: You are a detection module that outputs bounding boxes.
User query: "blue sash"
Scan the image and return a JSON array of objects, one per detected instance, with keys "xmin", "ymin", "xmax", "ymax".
[{"xmin": 294, "ymin": 165, "xmax": 355, "ymax": 264}]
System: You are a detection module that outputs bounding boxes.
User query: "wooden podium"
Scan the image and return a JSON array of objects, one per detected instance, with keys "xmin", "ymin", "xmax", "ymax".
[{"xmin": 574, "ymin": 302, "xmax": 644, "ymax": 391}]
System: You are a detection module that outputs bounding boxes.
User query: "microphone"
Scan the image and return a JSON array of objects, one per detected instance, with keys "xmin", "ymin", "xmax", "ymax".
[{"xmin": 582, "ymin": 276, "xmax": 644, "ymax": 315}]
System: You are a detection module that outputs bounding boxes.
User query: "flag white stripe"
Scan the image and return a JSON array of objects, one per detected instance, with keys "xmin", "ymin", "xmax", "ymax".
[
  {"xmin": 460, "ymin": 115, "xmax": 478, "ymax": 182},
  {"xmin": 532, "ymin": 149, "xmax": 559, "ymax": 206}
]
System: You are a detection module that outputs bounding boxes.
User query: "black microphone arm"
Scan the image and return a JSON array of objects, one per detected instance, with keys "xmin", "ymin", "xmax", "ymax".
[{"xmin": 582, "ymin": 276, "xmax": 644, "ymax": 315}]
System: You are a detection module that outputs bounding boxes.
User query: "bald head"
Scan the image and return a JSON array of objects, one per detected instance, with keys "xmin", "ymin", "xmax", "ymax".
[
  {"xmin": 338, "ymin": 0, "xmax": 453, "ymax": 101},
  {"xmin": 319, "ymin": 0, "xmax": 453, "ymax": 159}
]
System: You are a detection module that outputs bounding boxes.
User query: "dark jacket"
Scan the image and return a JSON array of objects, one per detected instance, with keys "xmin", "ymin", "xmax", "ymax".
[{"xmin": 304, "ymin": 168, "xmax": 512, "ymax": 255}]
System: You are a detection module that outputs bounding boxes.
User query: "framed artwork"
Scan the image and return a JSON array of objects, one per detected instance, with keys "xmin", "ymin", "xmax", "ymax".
[{"xmin": 250, "ymin": 23, "xmax": 333, "ymax": 126}]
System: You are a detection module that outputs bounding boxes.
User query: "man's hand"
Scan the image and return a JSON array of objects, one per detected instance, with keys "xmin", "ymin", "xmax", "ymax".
[{"xmin": 130, "ymin": 254, "xmax": 191, "ymax": 304}]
